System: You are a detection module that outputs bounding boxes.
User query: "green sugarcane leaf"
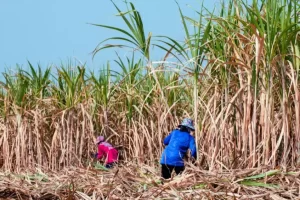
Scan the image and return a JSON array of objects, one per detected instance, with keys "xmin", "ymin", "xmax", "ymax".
[
  {"xmin": 240, "ymin": 180, "xmax": 279, "ymax": 188},
  {"xmin": 243, "ymin": 170, "xmax": 280, "ymax": 180}
]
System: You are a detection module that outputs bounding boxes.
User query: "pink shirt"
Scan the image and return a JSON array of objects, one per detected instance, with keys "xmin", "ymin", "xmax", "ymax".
[{"xmin": 97, "ymin": 142, "xmax": 118, "ymax": 164}]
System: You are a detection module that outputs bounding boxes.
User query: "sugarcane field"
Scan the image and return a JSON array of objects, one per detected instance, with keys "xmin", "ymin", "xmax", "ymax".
[{"xmin": 0, "ymin": 0, "xmax": 300, "ymax": 199}]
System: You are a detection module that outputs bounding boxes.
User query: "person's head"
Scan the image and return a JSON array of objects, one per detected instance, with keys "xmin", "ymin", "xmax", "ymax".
[
  {"xmin": 178, "ymin": 118, "xmax": 195, "ymax": 133},
  {"xmin": 96, "ymin": 136, "xmax": 105, "ymax": 144}
]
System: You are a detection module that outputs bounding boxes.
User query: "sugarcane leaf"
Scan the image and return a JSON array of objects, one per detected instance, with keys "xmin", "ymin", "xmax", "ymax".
[
  {"xmin": 243, "ymin": 170, "xmax": 280, "ymax": 180},
  {"xmin": 240, "ymin": 180, "xmax": 279, "ymax": 188}
]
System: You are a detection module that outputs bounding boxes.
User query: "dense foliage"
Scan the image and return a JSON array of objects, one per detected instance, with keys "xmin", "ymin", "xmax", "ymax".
[{"xmin": 0, "ymin": 0, "xmax": 299, "ymax": 171}]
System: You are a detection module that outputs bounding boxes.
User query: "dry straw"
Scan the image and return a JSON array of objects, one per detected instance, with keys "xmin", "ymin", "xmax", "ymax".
[{"xmin": 0, "ymin": 164, "xmax": 299, "ymax": 199}]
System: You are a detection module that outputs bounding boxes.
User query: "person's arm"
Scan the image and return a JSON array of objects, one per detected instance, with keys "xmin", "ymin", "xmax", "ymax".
[
  {"xmin": 189, "ymin": 136, "xmax": 197, "ymax": 159},
  {"xmin": 97, "ymin": 144, "xmax": 104, "ymax": 159},
  {"xmin": 163, "ymin": 132, "xmax": 173, "ymax": 145}
]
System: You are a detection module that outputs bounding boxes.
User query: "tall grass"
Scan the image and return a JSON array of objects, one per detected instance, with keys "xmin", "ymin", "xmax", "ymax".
[{"xmin": 0, "ymin": 0, "xmax": 299, "ymax": 171}]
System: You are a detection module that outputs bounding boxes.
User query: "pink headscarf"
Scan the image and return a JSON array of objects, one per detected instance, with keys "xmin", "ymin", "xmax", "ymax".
[{"xmin": 96, "ymin": 136, "xmax": 104, "ymax": 144}]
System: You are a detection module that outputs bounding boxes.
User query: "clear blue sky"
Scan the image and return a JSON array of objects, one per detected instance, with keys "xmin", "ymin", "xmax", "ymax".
[{"xmin": 0, "ymin": 0, "xmax": 219, "ymax": 75}]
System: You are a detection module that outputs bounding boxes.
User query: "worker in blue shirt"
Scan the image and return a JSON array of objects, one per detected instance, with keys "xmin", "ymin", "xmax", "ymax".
[{"xmin": 160, "ymin": 118, "xmax": 197, "ymax": 179}]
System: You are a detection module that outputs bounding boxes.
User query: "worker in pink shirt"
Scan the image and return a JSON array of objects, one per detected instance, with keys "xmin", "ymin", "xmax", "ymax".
[{"xmin": 95, "ymin": 136, "xmax": 118, "ymax": 168}]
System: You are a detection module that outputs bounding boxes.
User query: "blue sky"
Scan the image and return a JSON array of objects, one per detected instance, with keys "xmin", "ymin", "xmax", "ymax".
[{"xmin": 0, "ymin": 0, "xmax": 219, "ymax": 75}]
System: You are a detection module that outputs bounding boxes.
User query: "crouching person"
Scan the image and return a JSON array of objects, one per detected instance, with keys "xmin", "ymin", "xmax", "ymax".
[
  {"xmin": 160, "ymin": 118, "xmax": 197, "ymax": 179},
  {"xmin": 96, "ymin": 136, "xmax": 118, "ymax": 168}
]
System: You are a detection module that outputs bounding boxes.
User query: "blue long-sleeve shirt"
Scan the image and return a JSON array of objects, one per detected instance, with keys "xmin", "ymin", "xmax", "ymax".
[{"xmin": 160, "ymin": 129, "xmax": 197, "ymax": 166}]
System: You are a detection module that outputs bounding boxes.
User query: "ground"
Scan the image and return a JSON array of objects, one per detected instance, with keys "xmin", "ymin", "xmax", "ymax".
[{"xmin": 0, "ymin": 163, "xmax": 299, "ymax": 199}]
